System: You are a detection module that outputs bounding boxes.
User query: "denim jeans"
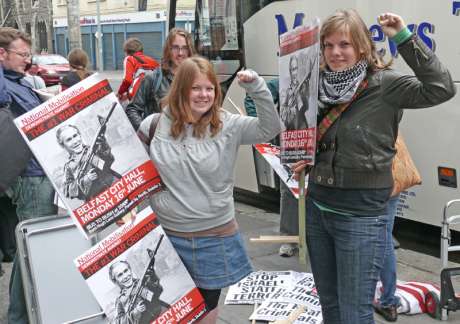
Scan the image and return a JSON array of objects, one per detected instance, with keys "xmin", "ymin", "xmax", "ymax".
[
  {"xmin": 305, "ymin": 198, "xmax": 388, "ymax": 324},
  {"xmin": 7, "ymin": 176, "xmax": 57, "ymax": 324},
  {"xmin": 378, "ymin": 195, "xmax": 401, "ymax": 307}
]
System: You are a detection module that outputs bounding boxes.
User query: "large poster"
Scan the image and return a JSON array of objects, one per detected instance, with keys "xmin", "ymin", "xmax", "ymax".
[
  {"xmin": 14, "ymin": 74, "xmax": 162, "ymax": 238},
  {"xmin": 74, "ymin": 206, "xmax": 207, "ymax": 323},
  {"xmin": 279, "ymin": 20, "xmax": 320, "ymax": 164}
]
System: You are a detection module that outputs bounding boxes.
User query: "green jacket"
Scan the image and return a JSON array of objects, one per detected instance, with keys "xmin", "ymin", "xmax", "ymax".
[{"xmin": 311, "ymin": 35, "xmax": 456, "ymax": 190}]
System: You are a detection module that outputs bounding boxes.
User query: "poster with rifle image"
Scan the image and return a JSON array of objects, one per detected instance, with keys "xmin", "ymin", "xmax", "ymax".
[
  {"xmin": 279, "ymin": 19, "xmax": 320, "ymax": 164},
  {"xmin": 74, "ymin": 206, "xmax": 207, "ymax": 324},
  {"xmin": 13, "ymin": 74, "xmax": 163, "ymax": 238}
]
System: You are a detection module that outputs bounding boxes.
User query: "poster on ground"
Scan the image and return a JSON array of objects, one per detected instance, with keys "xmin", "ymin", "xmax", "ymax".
[
  {"xmin": 224, "ymin": 270, "xmax": 297, "ymax": 305},
  {"xmin": 249, "ymin": 302, "xmax": 323, "ymax": 324},
  {"xmin": 74, "ymin": 206, "xmax": 207, "ymax": 323},
  {"xmin": 14, "ymin": 73, "xmax": 162, "ymax": 238},
  {"xmin": 279, "ymin": 19, "xmax": 320, "ymax": 164}
]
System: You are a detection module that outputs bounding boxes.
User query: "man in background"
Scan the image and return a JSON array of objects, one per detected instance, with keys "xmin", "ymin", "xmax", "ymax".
[{"xmin": 0, "ymin": 27, "xmax": 57, "ymax": 324}]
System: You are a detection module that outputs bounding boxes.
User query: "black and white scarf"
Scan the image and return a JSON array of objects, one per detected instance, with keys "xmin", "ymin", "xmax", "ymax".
[{"xmin": 319, "ymin": 60, "xmax": 368, "ymax": 105}]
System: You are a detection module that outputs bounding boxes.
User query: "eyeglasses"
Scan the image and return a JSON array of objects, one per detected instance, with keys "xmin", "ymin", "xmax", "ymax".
[
  {"xmin": 171, "ymin": 45, "xmax": 189, "ymax": 53},
  {"xmin": 6, "ymin": 49, "xmax": 32, "ymax": 59}
]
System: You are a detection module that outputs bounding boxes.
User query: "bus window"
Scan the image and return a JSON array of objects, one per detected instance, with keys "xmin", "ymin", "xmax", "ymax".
[{"xmin": 195, "ymin": 0, "xmax": 242, "ymax": 86}]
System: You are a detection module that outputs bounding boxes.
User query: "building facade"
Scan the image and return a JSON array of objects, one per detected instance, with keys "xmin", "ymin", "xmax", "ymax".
[
  {"xmin": 1, "ymin": 0, "xmax": 54, "ymax": 54},
  {"xmin": 52, "ymin": 0, "xmax": 195, "ymax": 70}
]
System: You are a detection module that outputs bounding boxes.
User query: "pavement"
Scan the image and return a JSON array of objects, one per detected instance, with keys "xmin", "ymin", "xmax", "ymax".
[
  {"xmin": 2, "ymin": 201, "xmax": 457, "ymax": 323},
  {"xmin": 1, "ymin": 72, "xmax": 460, "ymax": 323}
]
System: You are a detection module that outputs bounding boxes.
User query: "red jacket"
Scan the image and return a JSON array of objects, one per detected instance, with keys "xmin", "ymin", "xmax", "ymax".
[{"xmin": 118, "ymin": 51, "xmax": 159, "ymax": 96}]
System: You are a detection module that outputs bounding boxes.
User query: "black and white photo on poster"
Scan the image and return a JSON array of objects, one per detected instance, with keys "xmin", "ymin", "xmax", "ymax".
[
  {"xmin": 279, "ymin": 21, "xmax": 320, "ymax": 164},
  {"xmin": 14, "ymin": 74, "xmax": 163, "ymax": 238},
  {"xmin": 74, "ymin": 206, "xmax": 206, "ymax": 324}
]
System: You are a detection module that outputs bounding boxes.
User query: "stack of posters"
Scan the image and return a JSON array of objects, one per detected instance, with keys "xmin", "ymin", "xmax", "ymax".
[
  {"xmin": 14, "ymin": 74, "xmax": 206, "ymax": 323},
  {"xmin": 74, "ymin": 206, "xmax": 206, "ymax": 323},
  {"xmin": 225, "ymin": 271, "xmax": 322, "ymax": 323},
  {"xmin": 279, "ymin": 19, "xmax": 320, "ymax": 165}
]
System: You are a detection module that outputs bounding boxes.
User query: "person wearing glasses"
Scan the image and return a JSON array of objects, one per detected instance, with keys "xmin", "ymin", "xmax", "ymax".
[
  {"xmin": 0, "ymin": 27, "xmax": 57, "ymax": 324},
  {"xmin": 126, "ymin": 28, "xmax": 196, "ymax": 130}
]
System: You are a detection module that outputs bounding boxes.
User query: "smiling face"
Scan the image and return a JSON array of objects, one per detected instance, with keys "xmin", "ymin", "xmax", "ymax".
[
  {"xmin": 112, "ymin": 262, "xmax": 134, "ymax": 289},
  {"xmin": 0, "ymin": 38, "xmax": 32, "ymax": 74},
  {"xmin": 60, "ymin": 127, "xmax": 84, "ymax": 154},
  {"xmin": 188, "ymin": 72, "xmax": 215, "ymax": 121},
  {"xmin": 323, "ymin": 30, "xmax": 360, "ymax": 72},
  {"xmin": 170, "ymin": 35, "xmax": 190, "ymax": 70}
]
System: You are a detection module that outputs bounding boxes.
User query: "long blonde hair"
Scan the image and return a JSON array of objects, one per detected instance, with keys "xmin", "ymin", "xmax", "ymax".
[
  {"xmin": 320, "ymin": 9, "xmax": 391, "ymax": 71},
  {"xmin": 166, "ymin": 57, "xmax": 222, "ymax": 139}
]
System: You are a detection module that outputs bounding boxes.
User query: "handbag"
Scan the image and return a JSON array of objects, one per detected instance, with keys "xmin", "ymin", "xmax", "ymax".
[
  {"xmin": 391, "ymin": 134, "xmax": 422, "ymax": 196},
  {"xmin": 0, "ymin": 106, "xmax": 32, "ymax": 192}
]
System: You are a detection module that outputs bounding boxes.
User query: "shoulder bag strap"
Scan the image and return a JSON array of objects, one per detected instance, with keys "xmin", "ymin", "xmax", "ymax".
[
  {"xmin": 316, "ymin": 79, "xmax": 368, "ymax": 143},
  {"xmin": 148, "ymin": 113, "xmax": 161, "ymax": 142}
]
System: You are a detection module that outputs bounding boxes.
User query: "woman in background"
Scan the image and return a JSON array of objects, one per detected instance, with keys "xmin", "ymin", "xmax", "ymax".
[
  {"xmin": 126, "ymin": 28, "xmax": 196, "ymax": 130},
  {"xmin": 61, "ymin": 48, "xmax": 92, "ymax": 91}
]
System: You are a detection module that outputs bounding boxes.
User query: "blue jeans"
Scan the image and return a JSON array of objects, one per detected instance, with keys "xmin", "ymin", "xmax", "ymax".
[
  {"xmin": 7, "ymin": 176, "xmax": 57, "ymax": 324},
  {"xmin": 305, "ymin": 198, "xmax": 388, "ymax": 324},
  {"xmin": 378, "ymin": 195, "xmax": 401, "ymax": 307}
]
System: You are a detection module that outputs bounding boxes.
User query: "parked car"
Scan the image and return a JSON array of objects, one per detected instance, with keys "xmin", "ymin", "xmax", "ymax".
[{"xmin": 28, "ymin": 54, "xmax": 70, "ymax": 86}]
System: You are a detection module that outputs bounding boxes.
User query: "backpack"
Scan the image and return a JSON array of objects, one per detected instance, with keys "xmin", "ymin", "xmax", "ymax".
[
  {"xmin": 128, "ymin": 55, "xmax": 159, "ymax": 100},
  {"xmin": 137, "ymin": 113, "xmax": 161, "ymax": 149}
]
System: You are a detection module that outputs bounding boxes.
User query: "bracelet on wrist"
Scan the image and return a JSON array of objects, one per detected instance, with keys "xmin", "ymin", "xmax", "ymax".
[{"xmin": 391, "ymin": 27, "xmax": 412, "ymax": 45}]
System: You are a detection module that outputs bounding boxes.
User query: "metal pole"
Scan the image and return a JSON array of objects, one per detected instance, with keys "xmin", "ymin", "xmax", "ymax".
[
  {"xmin": 168, "ymin": 0, "xmax": 177, "ymax": 31},
  {"xmin": 96, "ymin": 0, "xmax": 103, "ymax": 71}
]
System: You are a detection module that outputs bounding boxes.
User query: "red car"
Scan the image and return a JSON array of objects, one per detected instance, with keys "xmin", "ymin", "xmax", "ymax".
[{"xmin": 28, "ymin": 54, "xmax": 70, "ymax": 86}]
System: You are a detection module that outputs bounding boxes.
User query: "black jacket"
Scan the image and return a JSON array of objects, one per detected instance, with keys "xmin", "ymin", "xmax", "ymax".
[{"xmin": 125, "ymin": 68, "xmax": 172, "ymax": 130}]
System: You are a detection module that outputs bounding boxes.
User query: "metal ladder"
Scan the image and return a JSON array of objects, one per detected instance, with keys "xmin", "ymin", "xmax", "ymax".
[{"xmin": 439, "ymin": 199, "xmax": 460, "ymax": 320}]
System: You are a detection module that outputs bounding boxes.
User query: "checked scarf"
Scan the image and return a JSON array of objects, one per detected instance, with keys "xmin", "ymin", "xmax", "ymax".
[
  {"xmin": 319, "ymin": 60, "xmax": 368, "ymax": 105},
  {"xmin": 317, "ymin": 78, "xmax": 368, "ymax": 143}
]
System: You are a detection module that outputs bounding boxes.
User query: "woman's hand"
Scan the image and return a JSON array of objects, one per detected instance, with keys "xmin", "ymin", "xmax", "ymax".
[
  {"xmin": 291, "ymin": 160, "xmax": 310, "ymax": 181},
  {"xmin": 377, "ymin": 13, "xmax": 406, "ymax": 38},
  {"xmin": 237, "ymin": 70, "xmax": 258, "ymax": 83}
]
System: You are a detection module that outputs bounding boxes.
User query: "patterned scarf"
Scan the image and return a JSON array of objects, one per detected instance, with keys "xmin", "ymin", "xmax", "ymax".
[{"xmin": 319, "ymin": 60, "xmax": 368, "ymax": 105}]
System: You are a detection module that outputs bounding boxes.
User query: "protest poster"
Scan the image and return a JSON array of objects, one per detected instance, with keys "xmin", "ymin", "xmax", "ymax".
[
  {"xmin": 254, "ymin": 143, "xmax": 308, "ymax": 198},
  {"xmin": 14, "ymin": 73, "xmax": 162, "ymax": 238},
  {"xmin": 248, "ymin": 273, "xmax": 322, "ymax": 323},
  {"xmin": 265, "ymin": 273, "xmax": 320, "ymax": 310},
  {"xmin": 249, "ymin": 301, "xmax": 322, "ymax": 324},
  {"xmin": 224, "ymin": 271, "xmax": 295, "ymax": 304},
  {"xmin": 279, "ymin": 19, "xmax": 320, "ymax": 164},
  {"xmin": 74, "ymin": 206, "xmax": 206, "ymax": 323}
]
